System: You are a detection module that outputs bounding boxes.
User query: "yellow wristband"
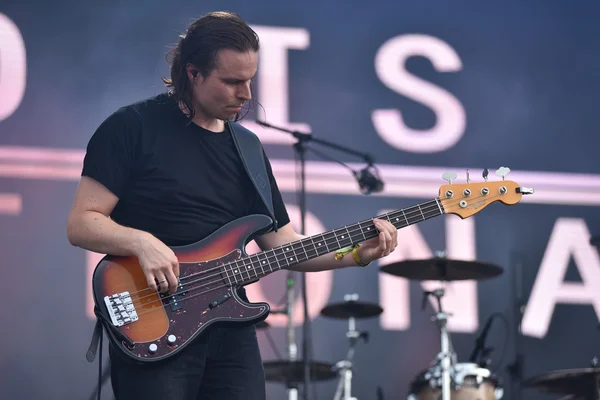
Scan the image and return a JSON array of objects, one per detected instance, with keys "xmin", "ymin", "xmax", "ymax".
[
  {"xmin": 352, "ymin": 244, "xmax": 370, "ymax": 267},
  {"xmin": 334, "ymin": 245, "xmax": 354, "ymax": 260}
]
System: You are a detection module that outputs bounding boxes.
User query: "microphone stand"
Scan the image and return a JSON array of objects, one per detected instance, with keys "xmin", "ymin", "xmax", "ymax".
[{"xmin": 256, "ymin": 120, "xmax": 381, "ymax": 400}]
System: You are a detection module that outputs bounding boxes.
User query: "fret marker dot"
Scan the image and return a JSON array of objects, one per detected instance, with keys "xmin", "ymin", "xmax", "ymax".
[
  {"xmin": 367, "ymin": 227, "xmax": 371, "ymax": 230},
  {"xmin": 285, "ymin": 247, "xmax": 289, "ymax": 251},
  {"xmin": 247, "ymin": 266, "xmax": 251, "ymax": 269},
  {"xmin": 341, "ymin": 235, "xmax": 345, "ymax": 238},
  {"xmin": 234, "ymin": 270, "xmax": 238, "ymax": 273},
  {"xmin": 289, "ymin": 258, "xmax": 294, "ymax": 261},
  {"xmin": 396, "ymin": 218, "xmax": 399, "ymax": 221},
  {"xmin": 318, "ymin": 243, "xmax": 322, "ymax": 246},
  {"xmin": 262, "ymin": 261, "xmax": 266, "ymax": 264}
]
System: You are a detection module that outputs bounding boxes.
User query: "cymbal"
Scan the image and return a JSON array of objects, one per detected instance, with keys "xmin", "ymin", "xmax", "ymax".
[
  {"xmin": 380, "ymin": 258, "xmax": 503, "ymax": 281},
  {"xmin": 320, "ymin": 300, "xmax": 383, "ymax": 319},
  {"xmin": 263, "ymin": 360, "xmax": 337, "ymax": 383},
  {"xmin": 523, "ymin": 368, "xmax": 600, "ymax": 398}
]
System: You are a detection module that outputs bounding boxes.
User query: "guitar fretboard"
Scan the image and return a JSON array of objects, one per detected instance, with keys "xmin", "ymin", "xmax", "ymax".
[{"xmin": 220, "ymin": 198, "xmax": 445, "ymax": 285}]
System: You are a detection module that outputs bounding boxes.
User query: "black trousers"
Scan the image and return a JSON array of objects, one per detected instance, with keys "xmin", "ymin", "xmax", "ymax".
[{"xmin": 109, "ymin": 324, "xmax": 266, "ymax": 400}]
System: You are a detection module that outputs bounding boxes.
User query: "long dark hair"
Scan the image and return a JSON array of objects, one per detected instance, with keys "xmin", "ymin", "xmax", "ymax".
[{"xmin": 162, "ymin": 11, "xmax": 259, "ymax": 121}]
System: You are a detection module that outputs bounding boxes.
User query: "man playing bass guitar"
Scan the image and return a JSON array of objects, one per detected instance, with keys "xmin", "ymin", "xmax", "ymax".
[{"xmin": 66, "ymin": 11, "xmax": 398, "ymax": 400}]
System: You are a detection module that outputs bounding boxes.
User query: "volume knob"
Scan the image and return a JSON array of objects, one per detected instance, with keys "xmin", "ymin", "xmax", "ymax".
[
  {"xmin": 168, "ymin": 334, "xmax": 177, "ymax": 345},
  {"xmin": 148, "ymin": 343, "xmax": 158, "ymax": 354}
]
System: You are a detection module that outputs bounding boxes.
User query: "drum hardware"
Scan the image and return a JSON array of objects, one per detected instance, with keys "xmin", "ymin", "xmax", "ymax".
[
  {"xmin": 380, "ymin": 257, "xmax": 503, "ymax": 282},
  {"xmin": 262, "ymin": 313, "xmax": 337, "ymax": 394},
  {"xmin": 408, "ymin": 362, "xmax": 503, "ymax": 400},
  {"xmin": 381, "ymin": 255, "xmax": 505, "ymax": 400},
  {"xmin": 422, "ymin": 284, "xmax": 454, "ymax": 400},
  {"xmin": 320, "ymin": 294, "xmax": 384, "ymax": 400},
  {"xmin": 523, "ymin": 357, "xmax": 600, "ymax": 400},
  {"xmin": 469, "ymin": 311, "xmax": 510, "ymax": 370},
  {"xmin": 260, "ymin": 286, "xmax": 336, "ymax": 399},
  {"xmin": 262, "ymin": 303, "xmax": 336, "ymax": 390}
]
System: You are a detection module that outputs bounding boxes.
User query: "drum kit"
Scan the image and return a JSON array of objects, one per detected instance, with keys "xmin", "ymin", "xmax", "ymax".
[
  {"xmin": 259, "ymin": 255, "xmax": 507, "ymax": 400},
  {"xmin": 260, "ymin": 249, "xmax": 600, "ymax": 400},
  {"xmin": 260, "ymin": 292, "xmax": 382, "ymax": 400}
]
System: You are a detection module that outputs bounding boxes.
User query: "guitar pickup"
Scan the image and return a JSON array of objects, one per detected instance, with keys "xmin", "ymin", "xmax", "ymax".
[
  {"xmin": 168, "ymin": 282, "xmax": 186, "ymax": 312},
  {"xmin": 208, "ymin": 292, "xmax": 232, "ymax": 309},
  {"xmin": 169, "ymin": 295, "xmax": 183, "ymax": 312}
]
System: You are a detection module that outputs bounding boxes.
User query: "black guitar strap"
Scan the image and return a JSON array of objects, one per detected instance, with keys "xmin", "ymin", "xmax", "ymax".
[{"xmin": 227, "ymin": 120, "xmax": 278, "ymax": 232}]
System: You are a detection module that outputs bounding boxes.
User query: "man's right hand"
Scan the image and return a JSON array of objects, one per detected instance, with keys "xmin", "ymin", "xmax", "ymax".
[{"xmin": 136, "ymin": 233, "xmax": 180, "ymax": 295}]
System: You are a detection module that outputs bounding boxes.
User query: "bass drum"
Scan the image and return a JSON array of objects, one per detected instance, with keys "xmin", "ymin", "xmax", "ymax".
[{"xmin": 407, "ymin": 363, "xmax": 503, "ymax": 400}]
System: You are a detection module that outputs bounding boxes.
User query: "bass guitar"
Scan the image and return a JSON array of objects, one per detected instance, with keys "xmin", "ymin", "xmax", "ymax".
[{"xmin": 92, "ymin": 173, "xmax": 533, "ymax": 362}]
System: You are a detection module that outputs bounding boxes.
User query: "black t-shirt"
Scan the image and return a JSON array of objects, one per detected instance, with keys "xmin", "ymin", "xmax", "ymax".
[{"xmin": 81, "ymin": 93, "xmax": 290, "ymax": 247}]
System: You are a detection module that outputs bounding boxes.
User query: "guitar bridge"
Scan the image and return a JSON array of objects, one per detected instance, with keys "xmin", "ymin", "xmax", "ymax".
[{"xmin": 104, "ymin": 292, "xmax": 138, "ymax": 327}]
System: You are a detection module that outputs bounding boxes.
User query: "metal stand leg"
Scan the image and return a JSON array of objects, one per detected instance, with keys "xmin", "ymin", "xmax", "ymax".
[
  {"xmin": 333, "ymin": 315, "xmax": 364, "ymax": 400},
  {"xmin": 287, "ymin": 383, "xmax": 299, "ymax": 400},
  {"xmin": 286, "ymin": 270, "xmax": 298, "ymax": 400},
  {"xmin": 333, "ymin": 360, "xmax": 355, "ymax": 400},
  {"xmin": 439, "ymin": 314, "xmax": 451, "ymax": 400},
  {"xmin": 424, "ymin": 285, "xmax": 455, "ymax": 400}
]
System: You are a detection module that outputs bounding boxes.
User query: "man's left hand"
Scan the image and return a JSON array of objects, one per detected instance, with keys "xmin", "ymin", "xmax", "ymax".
[{"xmin": 357, "ymin": 218, "xmax": 398, "ymax": 265}]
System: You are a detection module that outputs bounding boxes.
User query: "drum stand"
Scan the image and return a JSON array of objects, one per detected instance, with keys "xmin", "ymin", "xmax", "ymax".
[
  {"xmin": 286, "ymin": 270, "xmax": 299, "ymax": 400},
  {"xmin": 333, "ymin": 314, "xmax": 367, "ymax": 400},
  {"xmin": 425, "ymin": 285, "xmax": 455, "ymax": 400}
]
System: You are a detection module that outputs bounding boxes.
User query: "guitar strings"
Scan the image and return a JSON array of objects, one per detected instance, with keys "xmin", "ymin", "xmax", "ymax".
[
  {"xmin": 124, "ymin": 198, "xmax": 443, "ymax": 303},
  {"xmin": 129, "ymin": 199, "xmax": 455, "ymax": 319},
  {"xmin": 127, "ymin": 191, "xmax": 509, "ymax": 318},
  {"xmin": 124, "ymin": 191, "xmax": 501, "ymax": 307}
]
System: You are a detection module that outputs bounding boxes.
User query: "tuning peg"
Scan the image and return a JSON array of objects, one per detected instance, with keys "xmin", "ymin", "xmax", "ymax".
[
  {"xmin": 495, "ymin": 167, "xmax": 511, "ymax": 180},
  {"xmin": 344, "ymin": 293, "xmax": 359, "ymax": 302},
  {"xmin": 466, "ymin": 169, "xmax": 470, "ymax": 183},
  {"xmin": 434, "ymin": 250, "xmax": 447, "ymax": 258},
  {"xmin": 442, "ymin": 171, "xmax": 457, "ymax": 184},
  {"xmin": 482, "ymin": 168, "xmax": 489, "ymax": 182}
]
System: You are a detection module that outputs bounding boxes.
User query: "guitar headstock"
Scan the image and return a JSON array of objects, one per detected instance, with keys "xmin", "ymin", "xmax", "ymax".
[{"xmin": 439, "ymin": 167, "xmax": 534, "ymax": 219}]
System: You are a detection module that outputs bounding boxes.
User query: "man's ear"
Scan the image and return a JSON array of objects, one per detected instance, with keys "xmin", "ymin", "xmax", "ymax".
[{"xmin": 185, "ymin": 64, "xmax": 200, "ymax": 81}]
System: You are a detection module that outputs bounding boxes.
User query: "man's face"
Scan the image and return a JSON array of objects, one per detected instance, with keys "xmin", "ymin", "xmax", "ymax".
[{"xmin": 191, "ymin": 49, "xmax": 258, "ymax": 122}]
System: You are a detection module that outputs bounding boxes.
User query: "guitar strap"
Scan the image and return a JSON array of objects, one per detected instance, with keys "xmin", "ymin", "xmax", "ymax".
[
  {"xmin": 227, "ymin": 120, "xmax": 278, "ymax": 232},
  {"xmin": 86, "ymin": 120, "xmax": 277, "ymax": 374}
]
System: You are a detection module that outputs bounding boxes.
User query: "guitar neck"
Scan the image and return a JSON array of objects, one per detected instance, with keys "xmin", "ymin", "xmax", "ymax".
[{"xmin": 222, "ymin": 198, "xmax": 445, "ymax": 285}]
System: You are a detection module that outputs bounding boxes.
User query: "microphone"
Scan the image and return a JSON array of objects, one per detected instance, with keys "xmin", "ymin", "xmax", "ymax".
[
  {"xmin": 257, "ymin": 119, "xmax": 385, "ymax": 195},
  {"xmin": 354, "ymin": 165, "xmax": 384, "ymax": 195},
  {"xmin": 469, "ymin": 313, "xmax": 496, "ymax": 363}
]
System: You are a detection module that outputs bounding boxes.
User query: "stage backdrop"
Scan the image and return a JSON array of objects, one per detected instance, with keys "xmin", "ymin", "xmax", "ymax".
[{"xmin": 2, "ymin": 1, "xmax": 600, "ymax": 399}]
